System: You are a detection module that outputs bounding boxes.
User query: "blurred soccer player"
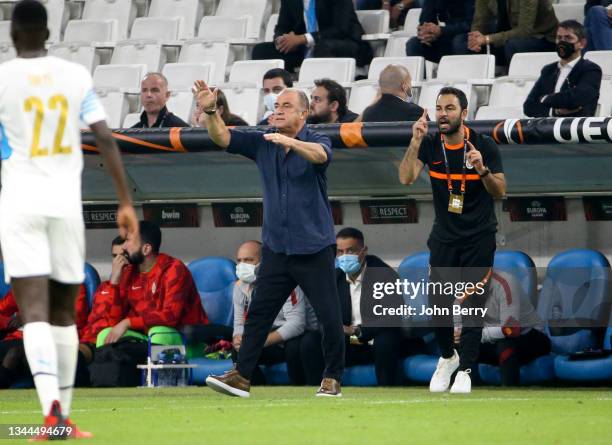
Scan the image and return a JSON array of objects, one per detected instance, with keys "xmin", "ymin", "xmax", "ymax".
[{"xmin": 0, "ymin": 0, "xmax": 138, "ymax": 439}]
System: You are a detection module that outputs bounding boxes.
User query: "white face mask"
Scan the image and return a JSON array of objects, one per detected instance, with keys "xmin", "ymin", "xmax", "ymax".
[
  {"xmin": 263, "ymin": 91, "xmax": 283, "ymax": 113},
  {"xmin": 236, "ymin": 262, "xmax": 258, "ymax": 284}
]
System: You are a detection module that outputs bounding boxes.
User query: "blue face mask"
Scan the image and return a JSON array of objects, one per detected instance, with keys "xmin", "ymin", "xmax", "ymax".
[{"xmin": 336, "ymin": 254, "xmax": 362, "ymax": 275}]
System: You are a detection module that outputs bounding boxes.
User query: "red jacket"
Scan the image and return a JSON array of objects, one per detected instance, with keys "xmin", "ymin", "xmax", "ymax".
[
  {"xmin": 0, "ymin": 287, "xmax": 89, "ymax": 341},
  {"xmin": 105, "ymin": 253, "xmax": 208, "ymax": 333},
  {"xmin": 80, "ymin": 281, "xmax": 125, "ymax": 344}
]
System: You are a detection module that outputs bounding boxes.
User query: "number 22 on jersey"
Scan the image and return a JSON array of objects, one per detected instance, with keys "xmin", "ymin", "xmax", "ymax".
[{"xmin": 23, "ymin": 94, "xmax": 71, "ymax": 158}]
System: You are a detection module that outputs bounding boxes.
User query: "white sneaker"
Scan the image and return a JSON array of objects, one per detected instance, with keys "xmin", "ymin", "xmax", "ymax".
[
  {"xmin": 450, "ymin": 369, "xmax": 472, "ymax": 394},
  {"xmin": 429, "ymin": 350, "xmax": 460, "ymax": 392}
]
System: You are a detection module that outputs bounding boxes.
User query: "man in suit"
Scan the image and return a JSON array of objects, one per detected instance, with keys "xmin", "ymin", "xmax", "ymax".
[
  {"xmin": 252, "ymin": 0, "xmax": 373, "ymax": 73},
  {"xmin": 524, "ymin": 20, "xmax": 603, "ymax": 118},
  {"xmin": 300, "ymin": 227, "xmax": 405, "ymax": 386},
  {"xmin": 361, "ymin": 65, "xmax": 427, "ymax": 122}
]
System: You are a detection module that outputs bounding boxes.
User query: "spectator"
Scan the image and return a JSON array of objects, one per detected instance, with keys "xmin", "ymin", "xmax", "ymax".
[
  {"xmin": 464, "ymin": 0, "xmax": 558, "ymax": 66},
  {"xmin": 252, "ymin": 0, "xmax": 373, "ymax": 73},
  {"xmin": 361, "ymin": 64, "xmax": 427, "ymax": 122},
  {"xmin": 585, "ymin": 1, "xmax": 612, "ymax": 51},
  {"xmin": 467, "ymin": 270, "xmax": 550, "ymax": 386},
  {"xmin": 524, "ymin": 20, "xmax": 602, "ymax": 118},
  {"xmin": 301, "ymin": 228, "xmax": 405, "ymax": 386},
  {"xmin": 193, "ymin": 90, "xmax": 248, "ymax": 127},
  {"xmin": 232, "ymin": 241, "xmax": 304, "ymax": 385},
  {"xmin": 99, "ymin": 221, "xmax": 208, "ymax": 345},
  {"xmin": 405, "ymin": 0, "xmax": 475, "ymax": 63},
  {"xmin": 1, "ymin": 286, "xmax": 89, "ymax": 388},
  {"xmin": 260, "ymin": 68, "xmax": 294, "ymax": 125},
  {"xmin": 131, "ymin": 72, "xmax": 189, "ymax": 128},
  {"xmin": 308, "ymin": 78, "xmax": 359, "ymax": 124}
]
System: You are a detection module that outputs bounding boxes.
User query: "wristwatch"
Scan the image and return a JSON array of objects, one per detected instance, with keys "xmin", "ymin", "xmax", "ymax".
[
  {"xmin": 204, "ymin": 108, "xmax": 217, "ymax": 115},
  {"xmin": 479, "ymin": 168, "xmax": 491, "ymax": 178}
]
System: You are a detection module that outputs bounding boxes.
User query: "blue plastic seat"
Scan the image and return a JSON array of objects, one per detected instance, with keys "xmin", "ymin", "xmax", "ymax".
[
  {"xmin": 187, "ymin": 256, "xmax": 236, "ymax": 327},
  {"xmin": 83, "ymin": 262, "xmax": 101, "ymax": 310},
  {"xmin": 554, "ymin": 326, "xmax": 612, "ymax": 382},
  {"xmin": 343, "ymin": 364, "xmax": 378, "ymax": 386},
  {"xmin": 190, "ymin": 358, "xmax": 234, "ymax": 385},
  {"xmin": 493, "ymin": 250, "xmax": 537, "ymax": 306},
  {"xmin": 0, "ymin": 262, "xmax": 10, "ymax": 299}
]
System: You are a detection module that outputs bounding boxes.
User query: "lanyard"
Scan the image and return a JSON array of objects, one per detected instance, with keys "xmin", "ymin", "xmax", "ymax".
[{"xmin": 440, "ymin": 137, "xmax": 467, "ymax": 195}]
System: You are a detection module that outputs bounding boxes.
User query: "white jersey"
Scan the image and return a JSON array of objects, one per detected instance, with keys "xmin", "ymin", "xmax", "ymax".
[{"xmin": 0, "ymin": 56, "xmax": 106, "ymax": 218}]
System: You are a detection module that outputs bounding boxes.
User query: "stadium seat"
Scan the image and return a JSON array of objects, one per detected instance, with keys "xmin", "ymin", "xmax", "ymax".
[
  {"xmin": 554, "ymin": 327, "xmax": 612, "ymax": 382},
  {"xmin": 197, "ymin": 16, "xmax": 251, "ymax": 40},
  {"xmin": 0, "ymin": 20, "xmax": 9, "ymax": 42},
  {"xmin": 347, "ymin": 80, "xmax": 379, "ymax": 115},
  {"xmin": 343, "ymin": 365, "xmax": 378, "ymax": 386},
  {"xmin": 356, "ymin": 10, "xmax": 389, "ymax": 35},
  {"xmin": 493, "ymin": 251, "xmax": 538, "ymax": 306},
  {"xmin": 478, "ymin": 355, "xmax": 556, "ymax": 385},
  {"xmin": 187, "ymin": 256, "xmax": 236, "ymax": 327},
  {"xmin": 148, "ymin": 0, "xmax": 202, "ymax": 39},
  {"xmin": 130, "ymin": 17, "xmax": 184, "ymax": 41},
  {"xmin": 97, "ymin": 90, "xmax": 129, "ymax": 128},
  {"xmin": 48, "ymin": 42, "xmax": 99, "ymax": 73},
  {"xmin": 0, "ymin": 43, "xmax": 15, "ymax": 64},
  {"xmin": 228, "ymin": 59, "xmax": 284, "ymax": 87},
  {"xmin": 597, "ymin": 79, "xmax": 612, "ymax": 117},
  {"xmin": 398, "ymin": 251, "xmax": 431, "ymax": 324},
  {"xmin": 417, "ymin": 81, "xmax": 475, "ymax": 119},
  {"xmin": 508, "ymin": 52, "xmax": 559, "ymax": 78},
  {"xmin": 93, "ymin": 64, "xmax": 147, "ymax": 92},
  {"xmin": 297, "ymin": 58, "xmax": 356, "ymax": 87},
  {"xmin": 403, "ymin": 353, "xmax": 438, "ymax": 383},
  {"xmin": 110, "ymin": 39, "xmax": 164, "ymax": 73},
  {"xmin": 367, "ymin": 56, "xmax": 425, "ymax": 82},
  {"xmin": 179, "ymin": 40, "xmax": 231, "ymax": 85},
  {"xmin": 475, "ymin": 105, "xmax": 524, "ymax": 120},
  {"xmin": 537, "ymin": 249, "xmax": 611, "ymax": 354},
  {"xmin": 215, "ymin": 0, "xmax": 271, "ymax": 40},
  {"xmin": 264, "ymin": 13, "xmax": 278, "ymax": 42},
  {"xmin": 384, "ymin": 34, "xmax": 411, "ymax": 57},
  {"xmin": 123, "ymin": 112, "xmax": 141, "ymax": 128},
  {"xmin": 82, "ymin": 0, "xmax": 137, "ymax": 40},
  {"xmin": 83, "ymin": 262, "xmax": 101, "ymax": 310},
  {"xmin": 487, "ymin": 77, "xmax": 536, "ymax": 107},
  {"xmin": 553, "ymin": 3, "xmax": 585, "ymax": 24},
  {"xmin": 42, "ymin": 0, "xmax": 67, "ymax": 43},
  {"xmin": 222, "ymin": 85, "xmax": 263, "ymax": 125},
  {"xmin": 436, "ymin": 54, "xmax": 496, "ymax": 81},
  {"xmin": 190, "ymin": 357, "xmax": 234, "ymax": 385},
  {"xmin": 63, "ymin": 19, "xmax": 117, "ymax": 43},
  {"xmin": 584, "ymin": 50, "xmax": 612, "ymax": 78},
  {"xmin": 400, "ymin": 8, "xmax": 421, "ymax": 37},
  {"xmin": 261, "ymin": 362, "xmax": 291, "ymax": 385},
  {"xmin": 0, "ymin": 262, "xmax": 10, "ymax": 298},
  {"xmin": 166, "ymin": 91, "xmax": 194, "ymax": 123},
  {"xmin": 162, "ymin": 62, "xmax": 214, "ymax": 91}
]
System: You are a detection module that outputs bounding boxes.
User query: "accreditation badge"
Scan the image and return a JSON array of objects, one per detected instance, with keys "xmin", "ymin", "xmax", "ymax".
[{"xmin": 448, "ymin": 193, "xmax": 464, "ymax": 214}]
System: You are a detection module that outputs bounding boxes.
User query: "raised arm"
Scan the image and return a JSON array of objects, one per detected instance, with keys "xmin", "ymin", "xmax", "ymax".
[
  {"xmin": 398, "ymin": 108, "xmax": 427, "ymax": 185},
  {"xmin": 193, "ymin": 80, "xmax": 230, "ymax": 149}
]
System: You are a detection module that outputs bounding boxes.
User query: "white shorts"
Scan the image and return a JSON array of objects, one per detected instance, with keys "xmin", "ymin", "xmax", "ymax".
[{"xmin": 0, "ymin": 214, "xmax": 85, "ymax": 284}]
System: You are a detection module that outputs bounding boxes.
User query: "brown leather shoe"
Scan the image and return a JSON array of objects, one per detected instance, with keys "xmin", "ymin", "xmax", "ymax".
[
  {"xmin": 206, "ymin": 369, "xmax": 251, "ymax": 398},
  {"xmin": 316, "ymin": 377, "xmax": 342, "ymax": 397}
]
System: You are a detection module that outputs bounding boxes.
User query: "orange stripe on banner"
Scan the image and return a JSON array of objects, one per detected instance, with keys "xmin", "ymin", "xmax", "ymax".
[
  {"xmin": 516, "ymin": 120, "xmax": 524, "ymax": 144},
  {"xmin": 82, "ymin": 144, "xmax": 99, "ymax": 152},
  {"xmin": 339, "ymin": 122, "xmax": 367, "ymax": 148},
  {"xmin": 429, "ymin": 171, "xmax": 481, "ymax": 181},
  {"xmin": 112, "ymin": 133, "xmax": 181, "ymax": 152},
  {"xmin": 169, "ymin": 127, "xmax": 187, "ymax": 152},
  {"xmin": 492, "ymin": 121, "xmax": 503, "ymax": 144}
]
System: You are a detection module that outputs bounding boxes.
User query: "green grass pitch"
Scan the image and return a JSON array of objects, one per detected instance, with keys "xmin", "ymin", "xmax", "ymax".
[{"xmin": 1, "ymin": 387, "xmax": 611, "ymax": 444}]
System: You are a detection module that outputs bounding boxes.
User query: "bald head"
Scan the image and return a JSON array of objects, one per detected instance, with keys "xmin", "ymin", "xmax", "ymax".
[
  {"xmin": 278, "ymin": 88, "xmax": 310, "ymax": 112},
  {"xmin": 236, "ymin": 240, "xmax": 262, "ymax": 265},
  {"xmin": 379, "ymin": 65, "xmax": 412, "ymax": 98}
]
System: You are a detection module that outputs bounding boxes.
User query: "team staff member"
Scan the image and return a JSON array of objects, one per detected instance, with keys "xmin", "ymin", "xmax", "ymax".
[
  {"xmin": 194, "ymin": 80, "xmax": 345, "ymax": 398},
  {"xmin": 398, "ymin": 87, "xmax": 506, "ymax": 394}
]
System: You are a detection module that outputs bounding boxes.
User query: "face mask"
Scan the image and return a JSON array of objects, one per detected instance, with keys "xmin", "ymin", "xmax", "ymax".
[
  {"xmin": 556, "ymin": 41, "xmax": 576, "ymax": 60},
  {"xmin": 236, "ymin": 262, "xmax": 258, "ymax": 284},
  {"xmin": 263, "ymin": 91, "xmax": 282, "ymax": 113},
  {"xmin": 336, "ymin": 254, "xmax": 361, "ymax": 275}
]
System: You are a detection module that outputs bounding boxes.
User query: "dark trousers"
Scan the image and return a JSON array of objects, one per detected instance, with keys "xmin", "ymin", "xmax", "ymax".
[
  {"xmin": 236, "ymin": 246, "xmax": 345, "ymax": 382},
  {"xmin": 232, "ymin": 336, "xmax": 302, "ymax": 385},
  {"xmin": 478, "ymin": 329, "xmax": 551, "ymax": 386},
  {"xmin": 299, "ymin": 328, "xmax": 403, "ymax": 386},
  {"xmin": 454, "ymin": 35, "xmax": 556, "ymax": 66},
  {"xmin": 405, "ymin": 34, "xmax": 468, "ymax": 63},
  {"xmin": 429, "ymin": 233, "xmax": 496, "ymax": 371},
  {"xmin": 252, "ymin": 39, "xmax": 369, "ymax": 72},
  {"xmin": 181, "ymin": 323, "xmax": 233, "ymax": 344}
]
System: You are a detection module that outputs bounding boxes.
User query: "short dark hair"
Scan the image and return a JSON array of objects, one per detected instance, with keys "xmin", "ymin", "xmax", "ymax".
[
  {"xmin": 314, "ymin": 78, "xmax": 348, "ymax": 118},
  {"xmin": 263, "ymin": 68, "xmax": 293, "ymax": 88},
  {"xmin": 437, "ymin": 86, "xmax": 468, "ymax": 111},
  {"xmin": 336, "ymin": 227, "xmax": 365, "ymax": 246},
  {"xmin": 12, "ymin": 0, "xmax": 47, "ymax": 31},
  {"xmin": 558, "ymin": 20, "xmax": 586, "ymax": 41},
  {"xmin": 111, "ymin": 236, "xmax": 125, "ymax": 247},
  {"xmin": 140, "ymin": 220, "xmax": 162, "ymax": 254}
]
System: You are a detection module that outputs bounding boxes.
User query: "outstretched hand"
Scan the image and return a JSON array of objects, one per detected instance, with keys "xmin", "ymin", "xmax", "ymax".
[
  {"xmin": 412, "ymin": 108, "xmax": 428, "ymax": 141},
  {"xmin": 192, "ymin": 80, "xmax": 218, "ymax": 111}
]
